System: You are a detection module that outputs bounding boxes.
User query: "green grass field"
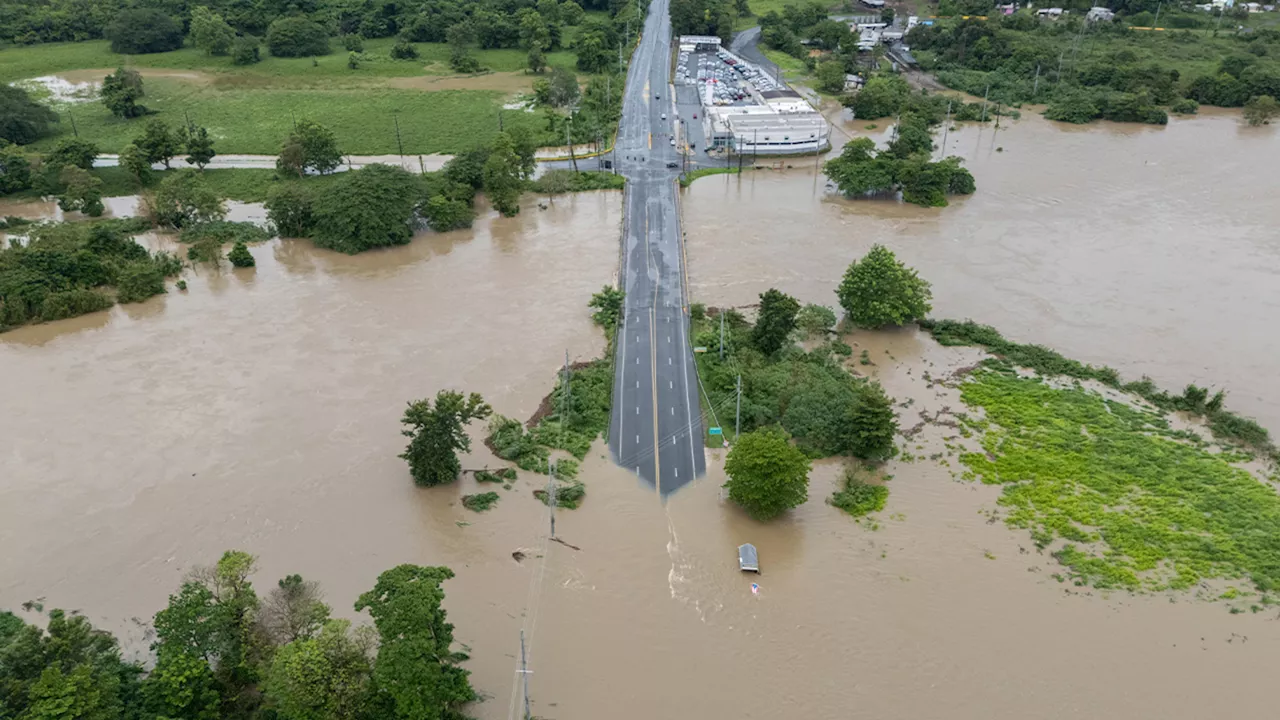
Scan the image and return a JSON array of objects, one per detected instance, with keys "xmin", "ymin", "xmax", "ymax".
[{"xmin": 4, "ymin": 38, "xmax": 586, "ymax": 154}]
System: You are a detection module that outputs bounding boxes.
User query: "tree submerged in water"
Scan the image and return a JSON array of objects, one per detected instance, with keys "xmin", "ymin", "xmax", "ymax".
[
  {"xmin": 724, "ymin": 427, "xmax": 811, "ymax": 521},
  {"xmin": 837, "ymin": 244, "xmax": 932, "ymax": 329},
  {"xmin": 400, "ymin": 390, "xmax": 493, "ymax": 486}
]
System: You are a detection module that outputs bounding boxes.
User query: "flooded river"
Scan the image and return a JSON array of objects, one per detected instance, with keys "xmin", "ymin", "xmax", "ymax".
[
  {"xmin": 4, "ymin": 112, "xmax": 1280, "ymax": 719},
  {"xmin": 685, "ymin": 108, "xmax": 1280, "ymax": 431}
]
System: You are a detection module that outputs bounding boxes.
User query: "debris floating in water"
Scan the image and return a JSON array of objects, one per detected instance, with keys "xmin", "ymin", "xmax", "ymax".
[{"xmin": 750, "ymin": 583, "xmax": 759, "ymax": 595}]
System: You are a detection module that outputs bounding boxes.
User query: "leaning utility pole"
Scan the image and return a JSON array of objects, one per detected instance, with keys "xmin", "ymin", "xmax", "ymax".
[
  {"xmin": 394, "ymin": 114, "xmax": 405, "ymax": 159},
  {"xmin": 1033, "ymin": 63, "xmax": 1041, "ymax": 97},
  {"xmin": 719, "ymin": 311, "xmax": 725, "ymax": 360},
  {"xmin": 980, "ymin": 84, "xmax": 989, "ymax": 122},
  {"xmin": 735, "ymin": 374, "xmax": 742, "ymax": 442},
  {"xmin": 520, "ymin": 630, "xmax": 532, "ymax": 720},
  {"xmin": 939, "ymin": 101, "xmax": 951, "ymax": 161}
]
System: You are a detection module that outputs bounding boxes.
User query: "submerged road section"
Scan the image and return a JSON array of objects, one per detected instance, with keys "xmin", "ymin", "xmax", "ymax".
[{"xmin": 607, "ymin": 0, "xmax": 706, "ymax": 494}]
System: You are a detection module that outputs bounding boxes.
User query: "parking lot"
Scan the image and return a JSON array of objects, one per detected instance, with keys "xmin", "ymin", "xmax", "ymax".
[{"xmin": 675, "ymin": 48, "xmax": 781, "ymax": 106}]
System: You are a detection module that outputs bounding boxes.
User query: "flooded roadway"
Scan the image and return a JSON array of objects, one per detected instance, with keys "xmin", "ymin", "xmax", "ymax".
[{"xmin": 3, "ymin": 110, "xmax": 1280, "ymax": 719}]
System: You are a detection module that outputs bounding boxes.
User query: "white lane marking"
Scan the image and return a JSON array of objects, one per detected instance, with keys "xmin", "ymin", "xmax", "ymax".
[
  {"xmin": 671, "ymin": 407, "xmax": 674, "ymax": 416},
  {"xmin": 636, "ymin": 381, "xmax": 640, "ymax": 388},
  {"xmin": 668, "ymin": 358, "xmax": 672, "ymax": 365},
  {"xmin": 636, "ymin": 407, "xmax": 639, "ymax": 415},
  {"xmin": 635, "ymin": 436, "xmax": 640, "ymax": 445},
  {"xmin": 675, "ymin": 468, "xmax": 679, "ymax": 478},
  {"xmin": 669, "ymin": 381, "xmax": 673, "ymax": 389},
  {"xmin": 636, "ymin": 357, "xmax": 639, "ymax": 364},
  {"xmin": 667, "ymin": 336, "xmax": 671, "ymax": 343}
]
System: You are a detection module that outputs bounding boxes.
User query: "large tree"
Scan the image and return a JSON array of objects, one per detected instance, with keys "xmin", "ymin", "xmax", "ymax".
[
  {"xmin": 354, "ymin": 565, "xmax": 476, "ymax": 720},
  {"xmin": 399, "ymin": 390, "xmax": 492, "ymax": 487},
  {"xmin": 752, "ymin": 288, "xmax": 800, "ymax": 355},
  {"xmin": 101, "ymin": 67, "xmax": 146, "ymax": 118},
  {"xmin": 277, "ymin": 120, "xmax": 341, "ymax": 177},
  {"xmin": 310, "ymin": 164, "xmax": 421, "ymax": 253},
  {"xmin": 180, "ymin": 123, "xmax": 217, "ymax": 169},
  {"xmin": 723, "ymin": 428, "xmax": 811, "ymax": 520},
  {"xmin": 836, "ymin": 245, "xmax": 932, "ymax": 328},
  {"xmin": 57, "ymin": 165, "xmax": 105, "ymax": 217},
  {"xmin": 149, "ymin": 169, "xmax": 225, "ymax": 228},
  {"xmin": 266, "ymin": 17, "xmax": 330, "ymax": 57},
  {"xmin": 151, "ymin": 550, "xmax": 261, "ymax": 696},
  {"xmin": 0, "ymin": 85, "xmax": 58, "ymax": 145},
  {"xmin": 105, "ymin": 9, "xmax": 184, "ymax": 54},
  {"xmin": 264, "ymin": 619, "xmax": 375, "ymax": 720},
  {"xmin": 135, "ymin": 118, "xmax": 180, "ymax": 169},
  {"xmin": 190, "ymin": 6, "xmax": 236, "ymax": 56},
  {"xmin": 482, "ymin": 132, "xmax": 523, "ymax": 217}
]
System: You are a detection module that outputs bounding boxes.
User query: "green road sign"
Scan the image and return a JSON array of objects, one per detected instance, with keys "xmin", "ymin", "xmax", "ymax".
[{"xmin": 708, "ymin": 427, "xmax": 723, "ymax": 435}]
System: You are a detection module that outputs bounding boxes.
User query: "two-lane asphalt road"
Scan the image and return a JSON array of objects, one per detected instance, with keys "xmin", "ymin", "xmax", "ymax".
[{"xmin": 607, "ymin": 0, "xmax": 705, "ymax": 494}]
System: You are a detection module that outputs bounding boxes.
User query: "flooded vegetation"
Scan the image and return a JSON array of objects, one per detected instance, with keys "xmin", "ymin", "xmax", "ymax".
[{"xmin": 3, "ymin": 108, "xmax": 1280, "ymax": 719}]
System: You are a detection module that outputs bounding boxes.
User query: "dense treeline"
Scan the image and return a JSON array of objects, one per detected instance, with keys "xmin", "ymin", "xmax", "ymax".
[
  {"xmin": 0, "ymin": 219, "xmax": 181, "ymax": 331},
  {"xmin": 0, "ymin": 552, "xmax": 474, "ymax": 720},
  {"xmin": 908, "ymin": 13, "xmax": 1280, "ymax": 122},
  {"xmin": 669, "ymin": 0, "xmax": 749, "ymax": 43},
  {"xmin": 0, "ymin": 0, "xmax": 621, "ymax": 45}
]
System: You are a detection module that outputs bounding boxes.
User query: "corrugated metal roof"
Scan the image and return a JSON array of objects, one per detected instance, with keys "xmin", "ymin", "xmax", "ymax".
[{"xmin": 738, "ymin": 543, "xmax": 759, "ymax": 571}]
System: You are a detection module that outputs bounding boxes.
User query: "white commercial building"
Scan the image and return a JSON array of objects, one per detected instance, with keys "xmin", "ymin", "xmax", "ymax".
[
  {"xmin": 678, "ymin": 36, "xmax": 831, "ymax": 155},
  {"xmin": 704, "ymin": 91, "xmax": 831, "ymax": 154}
]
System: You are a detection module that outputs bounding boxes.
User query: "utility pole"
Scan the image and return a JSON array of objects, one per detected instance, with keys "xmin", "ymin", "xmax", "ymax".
[
  {"xmin": 980, "ymin": 84, "xmax": 989, "ymax": 122},
  {"xmin": 939, "ymin": 101, "xmax": 951, "ymax": 161},
  {"xmin": 719, "ymin": 311, "xmax": 725, "ymax": 360},
  {"xmin": 67, "ymin": 109, "xmax": 78, "ymax": 138},
  {"xmin": 1153, "ymin": 2, "xmax": 1163, "ymax": 29},
  {"xmin": 1033, "ymin": 63, "xmax": 1041, "ymax": 97},
  {"xmin": 394, "ymin": 114, "xmax": 405, "ymax": 159},
  {"xmin": 735, "ymin": 374, "xmax": 741, "ymax": 442},
  {"xmin": 1056, "ymin": 50, "xmax": 1065, "ymax": 85},
  {"xmin": 566, "ymin": 120, "xmax": 578, "ymax": 172},
  {"xmin": 520, "ymin": 630, "xmax": 532, "ymax": 720}
]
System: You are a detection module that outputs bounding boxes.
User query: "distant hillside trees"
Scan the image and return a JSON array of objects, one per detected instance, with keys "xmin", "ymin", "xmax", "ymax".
[{"xmin": 105, "ymin": 9, "xmax": 184, "ymax": 54}]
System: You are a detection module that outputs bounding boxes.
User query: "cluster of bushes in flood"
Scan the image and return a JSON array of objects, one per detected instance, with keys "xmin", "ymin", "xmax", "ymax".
[{"xmin": 0, "ymin": 218, "xmax": 181, "ymax": 330}]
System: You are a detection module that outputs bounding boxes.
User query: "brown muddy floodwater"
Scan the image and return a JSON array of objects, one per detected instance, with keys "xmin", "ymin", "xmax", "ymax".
[
  {"xmin": 2, "ymin": 112, "xmax": 1279, "ymax": 720},
  {"xmin": 686, "ymin": 109, "xmax": 1280, "ymax": 431}
]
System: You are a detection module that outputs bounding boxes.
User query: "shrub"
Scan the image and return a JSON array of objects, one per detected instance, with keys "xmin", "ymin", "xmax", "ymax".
[
  {"xmin": 1170, "ymin": 97, "xmax": 1199, "ymax": 115},
  {"xmin": 267, "ymin": 17, "xmax": 330, "ymax": 58},
  {"xmin": 461, "ymin": 492, "xmax": 500, "ymax": 511},
  {"xmin": 179, "ymin": 221, "xmax": 270, "ymax": 246},
  {"xmin": 0, "ymin": 147, "xmax": 33, "ymax": 193},
  {"xmin": 265, "ymin": 184, "xmax": 314, "ymax": 237},
  {"xmin": 795, "ymin": 303, "xmax": 837, "ymax": 337},
  {"xmin": 232, "ymin": 36, "xmax": 262, "ymax": 65},
  {"xmin": 116, "ymin": 262, "xmax": 165, "ymax": 303},
  {"xmin": 830, "ymin": 466, "xmax": 889, "ymax": 517},
  {"xmin": 342, "ymin": 34, "xmax": 365, "ymax": 52},
  {"xmin": 227, "ymin": 241, "xmax": 255, "ymax": 268},
  {"xmin": 47, "ymin": 138, "xmax": 99, "ymax": 170},
  {"xmin": 391, "ymin": 38, "xmax": 419, "ymax": 60},
  {"xmin": 106, "ymin": 10, "xmax": 184, "ymax": 54}
]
